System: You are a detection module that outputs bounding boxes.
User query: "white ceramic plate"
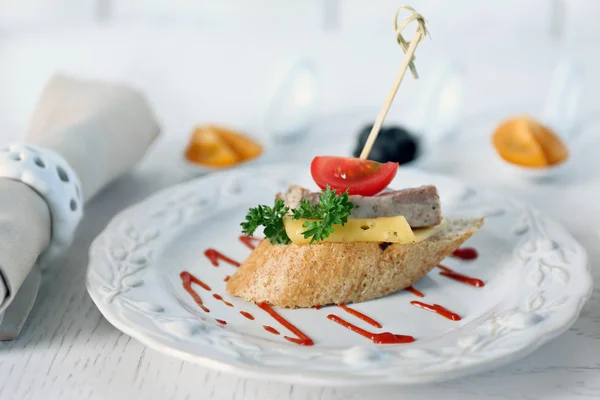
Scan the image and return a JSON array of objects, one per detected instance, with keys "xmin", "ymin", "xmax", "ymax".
[{"xmin": 86, "ymin": 164, "xmax": 592, "ymax": 386}]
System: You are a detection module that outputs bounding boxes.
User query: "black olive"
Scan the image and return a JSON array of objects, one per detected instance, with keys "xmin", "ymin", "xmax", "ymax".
[
  {"xmin": 353, "ymin": 124, "xmax": 420, "ymax": 164},
  {"xmin": 356, "ymin": 125, "xmax": 373, "ymax": 149}
]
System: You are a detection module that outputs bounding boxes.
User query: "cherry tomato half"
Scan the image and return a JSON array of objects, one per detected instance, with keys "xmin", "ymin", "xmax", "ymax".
[{"xmin": 310, "ymin": 156, "xmax": 398, "ymax": 196}]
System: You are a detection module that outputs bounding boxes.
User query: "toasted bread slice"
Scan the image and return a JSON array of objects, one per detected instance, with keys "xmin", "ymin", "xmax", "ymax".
[{"xmin": 226, "ymin": 218, "xmax": 484, "ymax": 308}]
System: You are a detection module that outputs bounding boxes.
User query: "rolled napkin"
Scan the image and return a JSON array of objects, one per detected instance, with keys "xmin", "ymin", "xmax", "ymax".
[
  {"xmin": 0, "ymin": 74, "xmax": 160, "ymax": 340},
  {"xmin": 0, "ymin": 181, "xmax": 50, "ymax": 339}
]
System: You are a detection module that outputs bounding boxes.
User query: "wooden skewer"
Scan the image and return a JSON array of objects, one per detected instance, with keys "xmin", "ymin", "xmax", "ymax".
[{"xmin": 359, "ymin": 7, "xmax": 428, "ymax": 160}]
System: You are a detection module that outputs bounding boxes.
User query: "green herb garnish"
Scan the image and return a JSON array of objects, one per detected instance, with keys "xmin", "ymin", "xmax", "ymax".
[
  {"xmin": 292, "ymin": 186, "xmax": 354, "ymax": 243},
  {"xmin": 241, "ymin": 199, "xmax": 290, "ymax": 245},
  {"xmin": 241, "ymin": 186, "xmax": 354, "ymax": 245}
]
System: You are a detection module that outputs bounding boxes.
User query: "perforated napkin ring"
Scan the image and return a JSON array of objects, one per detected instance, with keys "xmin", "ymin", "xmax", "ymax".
[{"xmin": 0, "ymin": 143, "xmax": 83, "ymax": 266}]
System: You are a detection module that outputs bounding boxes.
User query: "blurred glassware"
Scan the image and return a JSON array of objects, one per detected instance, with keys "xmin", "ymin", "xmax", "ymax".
[
  {"xmin": 178, "ymin": 57, "xmax": 319, "ymax": 177},
  {"xmin": 294, "ymin": 61, "xmax": 465, "ymax": 166},
  {"xmin": 410, "ymin": 61, "xmax": 464, "ymax": 156},
  {"xmin": 542, "ymin": 60, "xmax": 583, "ymax": 141},
  {"xmin": 289, "ymin": 59, "xmax": 591, "ymax": 184},
  {"xmin": 497, "ymin": 60, "xmax": 583, "ymax": 181},
  {"xmin": 262, "ymin": 57, "xmax": 320, "ymax": 143},
  {"xmin": 426, "ymin": 102, "xmax": 594, "ymax": 186}
]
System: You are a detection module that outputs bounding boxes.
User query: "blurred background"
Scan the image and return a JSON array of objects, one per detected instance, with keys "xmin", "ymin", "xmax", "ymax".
[{"xmin": 0, "ymin": 0, "xmax": 598, "ymax": 146}]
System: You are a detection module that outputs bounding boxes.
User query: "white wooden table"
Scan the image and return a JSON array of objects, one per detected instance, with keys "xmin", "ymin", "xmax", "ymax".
[{"xmin": 1, "ymin": 10, "xmax": 600, "ymax": 398}]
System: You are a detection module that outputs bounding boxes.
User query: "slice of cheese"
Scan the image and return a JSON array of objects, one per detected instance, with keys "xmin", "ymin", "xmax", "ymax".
[{"xmin": 284, "ymin": 216, "xmax": 447, "ymax": 245}]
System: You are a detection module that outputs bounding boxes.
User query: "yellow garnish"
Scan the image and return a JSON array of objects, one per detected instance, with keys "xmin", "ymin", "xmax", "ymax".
[
  {"xmin": 492, "ymin": 117, "xmax": 568, "ymax": 168},
  {"xmin": 185, "ymin": 125, "xmax": 263, "ymax": 167}
]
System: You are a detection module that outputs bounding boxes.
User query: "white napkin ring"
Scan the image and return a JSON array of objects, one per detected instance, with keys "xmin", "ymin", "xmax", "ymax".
[{"xmin": 0, "ymin": 143, "xmax": 83, "ymax": 266}]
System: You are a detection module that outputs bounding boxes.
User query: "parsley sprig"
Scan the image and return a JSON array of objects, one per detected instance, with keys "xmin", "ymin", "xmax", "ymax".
[
  {"xmin": 292, "ymin": 186, "xmax": 354, "ymax": 243},
  {"xmin": 241, "ymin": 186, "xmax": 354, "ymax": 244},
  {"xmin": 241, "ymin": 199, "xmax": 290, "ymax": 245}
]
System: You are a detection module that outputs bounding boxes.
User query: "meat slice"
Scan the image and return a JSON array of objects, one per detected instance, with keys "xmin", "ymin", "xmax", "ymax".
[{"xmin": 278, "ymin": 185, "xmax": 441, "ymax": 228}]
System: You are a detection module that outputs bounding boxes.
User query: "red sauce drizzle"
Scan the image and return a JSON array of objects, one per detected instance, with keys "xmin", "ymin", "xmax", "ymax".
[
  {"xmin": 410, "ymin": 301, "xmax": 461, "ymax": 321},
  {"xmin": 452, "ymin": 247, "xmax": 478, "ymax": 260},
  {"xmin": 257, "ymin": 303, "xmax": 314, "ymax": 346},
  {"xmin": 240, "ymin": 311, "xmax": 254, "ymax": 320},
  {"xmin": 405, "ymin": 286, "xmax": 424, "ymax": 297},
  {"xmin": 215, "ymin": 319, "xmax": 227, "ymax": 325},
  {"xmin": 239, "ymin": 235, "xmax": 262, "ymax": 250},
  {"xmin": 437, "ymin": 265, "xmax": 485, "ymax": 287},
  {"xmin": 312, "ymin": 305, "xmax": 322, "ymax": 310},
  {"xmin": 204, "ymin": 249, "xmax": 240, "ymax": 268},
  {"xmin": 263, "ymin": 325, "xmax": 280, "ymax": 335},
  {"xmin": 180, "ymin": 271, "xmax": 211, "ymax": 313},
  {"xmin": 224, "ymin": 275, "xmax": 231, "ymax": 282},
  {"xmin": 338, "ymin": 304, "xmax": 382, "ymax": 328},
  {"xmin": 213, "ymin": 294, "xmax": 233, "ymax": 307},
  {"xmin": 327, "ymin": 314, "xmax": 415, "ymax": 344}
]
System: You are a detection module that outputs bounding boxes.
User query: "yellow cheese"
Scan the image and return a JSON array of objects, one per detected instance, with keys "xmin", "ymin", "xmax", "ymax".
[{"xmin": 284, "ymin": 216, "xmax": 447, "ymax": 245}]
